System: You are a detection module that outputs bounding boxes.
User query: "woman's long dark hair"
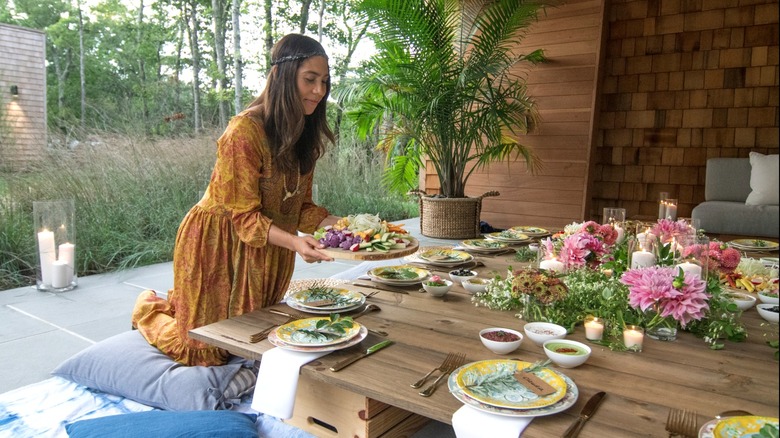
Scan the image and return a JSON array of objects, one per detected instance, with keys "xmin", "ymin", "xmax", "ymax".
[{"xmin": 247, "ymin": 34, "xmax": 335, "ymax": 175}]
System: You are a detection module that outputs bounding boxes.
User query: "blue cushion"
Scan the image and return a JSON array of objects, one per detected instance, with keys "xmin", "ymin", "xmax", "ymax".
[
  {"xmin": 65, "ymin": 410, "xmax": 258, "ymax": 438},
  {"xmin": 52, "ymin": 330, "xmax": 252, "ymax": 411}
]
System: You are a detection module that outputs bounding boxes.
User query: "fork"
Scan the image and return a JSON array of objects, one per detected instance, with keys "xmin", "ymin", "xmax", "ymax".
[
  {"xmin": 419, "ymin": 353, "xmax": 466, "ymax": 397},
  {"xmin": 249, "ymin": 316, "xmax": 295, "ymax": 343},
  {"xmin": 665, "ymin": 408, "xmax": 699, "ymax": 438},
  {"xmin": 411, "ymin": 352, "xmax": 459, "ymax": 388}
]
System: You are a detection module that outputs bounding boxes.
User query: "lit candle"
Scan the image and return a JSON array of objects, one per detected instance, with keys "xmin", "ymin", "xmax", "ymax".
[
  {"xmin": 631, "ymin": 250, "xmax": 656, "ymax": 269},
  {"xmin": 51, "ymin": 260, "xmax": 71, "ymax": 288},
  {"xmin": 59, "ymin": 242, "xmax": 75, "ymax": 270},
  {"xmin": 615, "ymin": 224, "xmax": 625, "ymax": 244},
  {"xmin": 676, "ymin": 261, "xmax": 702, "ymax": 279},
  {"xmin": 584, "ymin": 317, "xmax": 605, "ymax": 341},
  {"xmin": 37, "ymin": 229, "xmax": 56, "ymax": 286},
  {"xmin": 658, "ymin": 200, "xmax": 666, "ymax": 220},
  {"xmin": 539, "ymin": 258, "xmax": 565, "ymax": 273},
  {"xmin": 665, "ymin": 202, "xmax": 678, "ymax": 220},
  {"xmin": 623, "ymin": 325, "xmax": 644, "ymax": 351}
]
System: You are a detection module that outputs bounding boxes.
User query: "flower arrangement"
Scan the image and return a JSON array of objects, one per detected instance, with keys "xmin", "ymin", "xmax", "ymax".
[
  {"xmin": 424, "ymin": 275, "xmax": 447, "ymax": 287},
  {"xmin": 620, "ymin": 266, "xmax": 709, "ymax": 329},
  {"xmin": 649, "ymin": 219, "xmax": 694, "ymax": 244},
  {"xmin": 544, "ymin": 221, "xmax": 620, "ymax": 270}
]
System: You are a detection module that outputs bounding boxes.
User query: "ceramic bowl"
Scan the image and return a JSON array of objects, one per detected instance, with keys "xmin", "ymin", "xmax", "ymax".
[
  {"xmin": 724, "ymin": 290, "xmax": 757, "ymax": 311},
  {"xmin": 479, "ymin": 327, "xmax": 524, "ymax": 355},
  {"xmin": 757, "ymin": 290, "xmax": 779, "ymax": 305},
  {"xmin": 449, "ymin": 269, "xmax": 478, "ymax": 284},
  {"xmin": 543, "ymin": 339, "xmax": 591, "ymax": 368},
  {"xmin": 462, "ymin": 278, "xmax": 488, "ymax": 294},
  {"xmin": 756, "ymin": 304, "xmax": 779, "ymax": 323},
  {"xmin": 422, "ymin": 279, "xmax": 453, "ymax": 297},
  {"xmin": 523, "ymin": 322, "xmax": 567, "ymax": 346}
]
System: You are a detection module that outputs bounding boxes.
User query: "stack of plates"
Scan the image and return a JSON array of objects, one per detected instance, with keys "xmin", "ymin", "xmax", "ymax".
[
  {"xmin": 509, "ymin": 226, "xmax": 551, "ymax": 238},
  {"xmin": 459, "ymin": 239, "xmax": 510, "ymax": 254},
  {"xmin": 729, "ymin": 239, "xmax": 779, "ymax": 252},
  {"xmin": 484, "ymin": 230, "xmax": 532, "ymax": 244},
  {"xmin": 698, "ymin": 415, "xmax": 779, "ymax": 438},
  {"xmin": 268, "ymin": 317, "xmax": 368, "ymax": 352},
  {"xmin": 448, "ymin": 359, "xmax": 578, "ymax": 418},
  {"xmin": 286, "ymin": 287, "xmax": 365, "ymax": 314},
  {"xmin": 416, "ymin": 249, "xmax": 474, "ymax": 266},
  {"xmin": 367, "ymin": 265, "xmax": 430, "ymax": 286}
]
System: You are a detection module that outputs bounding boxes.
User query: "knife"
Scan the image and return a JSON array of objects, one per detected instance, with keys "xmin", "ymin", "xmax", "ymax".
[
  {"xmin": 329, "ymin": 340, "xmax": 394, "ymax": 372},
  {"xmin": 562, "ymin": 391, "xmax": 606, "ymax": 438}
]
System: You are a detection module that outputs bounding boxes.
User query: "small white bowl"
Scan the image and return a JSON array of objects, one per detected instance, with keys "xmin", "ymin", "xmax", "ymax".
[
  {"xmin": 449, "ymin": 269, "xmax": 478, "ymax": 284},
  {"xmin": 543, "ymin": 339, "xmax": 591, "ymax": 368},
  {"xmin": 724, "ymin": 291, "xmax": 757, "ymax": 311},
  {"xmin": 479, "ymin": 327, "xmax": 524, "ymax": 355},
  {"xmin": 422, "ymin": 279, "xmax": 453, "ymax": 297},
  {"xmin": 756, "ymin": 304, "xmax": 779, "ymax": 323},
  {"xmin": 523, "ymin": 322, "xmax": 567, "ymax": 346},
  {"xmin": 757, "ymin": 290, "xmax": 779, "ymax": 305},
  {"xmin": 462, "ymin": 278, "xmax": 488, "ymax": 294}
]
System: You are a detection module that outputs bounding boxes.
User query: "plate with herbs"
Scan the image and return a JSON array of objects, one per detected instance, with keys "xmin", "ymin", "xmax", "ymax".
[
  {"xmin": 509, "ymin": 226, "xmax": 550, "ymax": 237},
  {"xmin": 287, "ymin": 286, "xmax": 365, "ymax": 311},
  {"xmin": 460, "ymin": 239, "xmax": 510, "ymax": 253},
  {"xmin": 484, "ymin": 230, "xmax": 531, "ymax": 243},
  {"xmin": 450, "ymin": 359, "xmax": 568, "ymax": 409},
  {"xmin": 729, "ymin": 239, "xmax": 779, "ymax": 251},
  {"xmin": 418, "ymin": 249, "xmax": 474, "ymax": 265},
  {"xmin": 269, "ymin": 324, "xmax": 368, "ymax": 352},
  {"xmin": 275, "ymin": 315, "xmax": 362, "ymax": 347},
  {"xmin": 368, "ymin": 265, "xmax": 430, "ymax": 285},
  {"xmin": 448, "ymin": 362, "xmax": 578, "ymax": 417}
]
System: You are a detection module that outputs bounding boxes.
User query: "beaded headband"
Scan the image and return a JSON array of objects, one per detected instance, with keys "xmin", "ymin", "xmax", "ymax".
[{"xmin": 270, "ymin": 51, "xmax": 328, "ymax": 66}]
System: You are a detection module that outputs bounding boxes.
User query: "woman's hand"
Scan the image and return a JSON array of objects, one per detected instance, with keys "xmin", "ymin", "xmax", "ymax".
[{"xmin": 292, "ymin": 234, "xmax": 334, "ymax": 263}]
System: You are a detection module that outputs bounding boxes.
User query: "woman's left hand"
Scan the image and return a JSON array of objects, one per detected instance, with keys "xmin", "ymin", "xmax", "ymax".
[{"xmin": 293, "ymin": 234, "xmax": 334, "ymax": 264}]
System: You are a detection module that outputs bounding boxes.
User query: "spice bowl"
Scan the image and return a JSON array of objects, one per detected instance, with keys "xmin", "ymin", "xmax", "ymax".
[
  {"xmin": 523, "ymin": 322, "xmax": 567, "ymax": 346},
  {"xmin": 479, "ymin": 327, "xmax": 524, "ymax": 355},
  {"xmin": 724, "ymin": 290, "xmax": 757, "ymax": 311},
  {"xmin": 422, "ymin": 279, "xmax": 453, "ymax": 297},
  {"xmin": 756, "ymin": 304, "xmax": 779, "ymax": 323},
  {"xmin": 462, "ymin": 278, "xmax": 488, "ymax": 294},
  {"xmin": 449, "ymin": 269, "xmax": 478, "ymax": 284},
  {"xmin": 543, "ymin": 339, "xmax": 591, "ymax": 368},
  {"xmin": 757, "ymin": 289, "xmax": 779, "ymax": 305}
]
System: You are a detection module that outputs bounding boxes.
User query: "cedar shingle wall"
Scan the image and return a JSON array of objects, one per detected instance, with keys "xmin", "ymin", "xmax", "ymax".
[
  {"xmin": 592, "ymin": 0, "xmax": 779, "ymax": 220},
  {"xmin": 0, "ymin": 23, "xmax": 47, "ymax": 171}
]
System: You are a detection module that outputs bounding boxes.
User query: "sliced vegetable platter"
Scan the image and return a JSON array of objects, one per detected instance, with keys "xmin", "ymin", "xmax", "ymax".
[{"xmin": 313, "ymin": 213, "xmax": 419, "ymax": 260}]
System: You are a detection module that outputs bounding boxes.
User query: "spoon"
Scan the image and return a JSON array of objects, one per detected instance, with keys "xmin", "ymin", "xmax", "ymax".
[{"xmin": 715, "ymin": 410, "xmax": 753, "ymax": 419}]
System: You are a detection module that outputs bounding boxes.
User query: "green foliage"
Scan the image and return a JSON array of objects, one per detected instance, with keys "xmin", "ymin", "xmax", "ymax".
[{"xmin": 342, "ymin": 0, "xmax": 550, "ymax": 197}]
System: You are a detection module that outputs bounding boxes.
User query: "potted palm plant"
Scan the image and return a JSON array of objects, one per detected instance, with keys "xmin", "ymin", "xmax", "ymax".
[{"xmin": 344, "ymin": 0, "xmax": 548, "ymax": 238}]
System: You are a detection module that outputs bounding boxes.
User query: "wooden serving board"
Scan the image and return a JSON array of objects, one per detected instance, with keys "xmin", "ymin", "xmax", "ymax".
[{"xmin": 319, "ymin": 237, "xmax": 420, "ymax": 261}]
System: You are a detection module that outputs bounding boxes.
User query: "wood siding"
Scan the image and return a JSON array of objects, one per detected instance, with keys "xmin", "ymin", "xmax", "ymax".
[{"xmin": 0, "ymin": 23, "xmax": 47, "ymax": 171}]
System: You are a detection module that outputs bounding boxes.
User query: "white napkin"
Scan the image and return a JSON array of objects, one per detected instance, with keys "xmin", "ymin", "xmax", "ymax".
[
  {"xmin": 452, "ymin": 405, "xmax": 533, "ymax": 438},
  {"xmin": 250, "ymin": 347, "xmax": 330, "ymax": 419}
]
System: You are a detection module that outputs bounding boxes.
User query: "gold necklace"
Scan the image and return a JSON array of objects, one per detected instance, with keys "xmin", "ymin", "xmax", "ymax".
[{"xmin": 282, "ymin": 167, "xmax": 301, "ymax": 202}]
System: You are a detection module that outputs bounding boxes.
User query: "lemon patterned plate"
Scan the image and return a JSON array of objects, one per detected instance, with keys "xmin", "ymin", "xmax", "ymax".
[
  {"xmin": 729, "ymin": 239, "xmax": 779, "ymax": 251},
  {"xmin": 452, "ymin": 360, "xmax": 567, "ymax": 409},
  {"xmin": 510, "ymin": 226, "xmax": 550, "ymax": 237},
  {"xmin": 288, "ymin": 287, "xmax": 365, "ymax": 311},
  {"xmin": 275, "ymin": 317, "xmax": 362, "ymax": 347},
  {"xmin": 712, "ymin": 416, "xmax": 779, "ymax": 438},
  {"xmin": 460, "ymin": 239, "xmax": 509, "ymax": 252},
  {"xmin": 368, "ymin": 265, "xmax": 430, "ymax": 285},
  {"xmin": 484, "ymin": 230, "xmax": 531, "ymax": 243},
  {"xmin": 419, "ymin": 249, "xmax": 474, "ymax": 264}
]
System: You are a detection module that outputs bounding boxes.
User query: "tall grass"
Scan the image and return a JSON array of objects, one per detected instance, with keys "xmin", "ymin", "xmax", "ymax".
[{"xmin": 0, "ymin": 131, "xmax": 417, "ymax": 290}]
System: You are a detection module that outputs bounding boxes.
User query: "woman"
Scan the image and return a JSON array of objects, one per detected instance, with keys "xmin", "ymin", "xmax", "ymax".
[{"xmin": 132, "ymin": 34, "xmax": 339, "ymax": 366}]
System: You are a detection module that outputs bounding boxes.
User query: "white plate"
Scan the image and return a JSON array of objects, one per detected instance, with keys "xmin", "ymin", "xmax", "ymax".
[
  {"xmin": 286, "ymin": 299, "xmax": 364, "ymax": 315},
  {"xmin": 367, "ymin": 265, "xmax": 430, "ymax": 285},
  {"xmin": 287, "ymin": 287, "xmax": 365, "ymax": 311},
  {"xmin": 275, "ymin": 317, "xmax": 362, "ymax": 347},
  {"xmin": 268, "ymin": 325, "xmax": 368, "ymax": 352}
]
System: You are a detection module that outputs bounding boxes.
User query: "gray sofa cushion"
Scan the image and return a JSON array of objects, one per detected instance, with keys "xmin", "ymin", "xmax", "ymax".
[
  {"xmin": 705, "ymin": 158, "xmax": 752, "ymax": 202},
  {"xmin": 692, "ymin": 201, "xmax": 779, "ymax": 238}
]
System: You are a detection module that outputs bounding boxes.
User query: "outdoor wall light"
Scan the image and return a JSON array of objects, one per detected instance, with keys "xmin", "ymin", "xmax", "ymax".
[{"xmin": 10, "ymin": 85, "xmax": 18, "ymax": 97}]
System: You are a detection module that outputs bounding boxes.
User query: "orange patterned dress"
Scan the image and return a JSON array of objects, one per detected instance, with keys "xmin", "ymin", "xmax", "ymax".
[{"xmin": 132, "ymin": 112, "xmax": 328, "ymax": 366}]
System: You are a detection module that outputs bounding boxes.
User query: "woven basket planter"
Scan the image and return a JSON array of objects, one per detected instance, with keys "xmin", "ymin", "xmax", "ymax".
[{"xmin": 409, "ymin": 190, "xmax": 499, "ymax": 239}]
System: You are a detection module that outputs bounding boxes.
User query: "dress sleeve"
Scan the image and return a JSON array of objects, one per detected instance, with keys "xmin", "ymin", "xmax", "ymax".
[
  {"xmin": 297, "ymin": 169, "xmax": 329, "ymax": 234},
  {"xmin": 211, "ymin": 116, "xmax": 272, "ymax": 248}
]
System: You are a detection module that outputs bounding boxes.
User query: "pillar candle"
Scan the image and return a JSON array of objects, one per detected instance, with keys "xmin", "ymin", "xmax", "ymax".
[
  {"xmin": 666, "ymin": 203, "xmax": 678, "ymax": 220},
  {"xmin": 584, "ymin": 318, "xmax": 605, "ymax": 341},
  {"xmin": 59, "ymin": 242, "xmax": 75, "ymax": 270},
  {"xmin": 658, "ymin": 200, "xmax": 667, "ymax": 220},
  {"xmin": 623, "ymin": 325, "xmax": 644, "ymax": 351},
  {"xmin": 676, "ymin": 261, "xmax": 702, "ymax": 279},
  {"xmin": 51, "ymin": 260, "xmax": 71, "ymax": 288},
  {"xmin": 539, "ymin": 258, "xmax": 565, "ymax": 273},
  {"xmin": 615, "ymin": 225, "xmax": 625, "ymax": 244},
  {"xmin": 631, "ymin": 250, "xmax": 656, "ymax": 269},
  {"xmin": 38, "ymin": 229, "xmax": 56, "ymax": 286}
]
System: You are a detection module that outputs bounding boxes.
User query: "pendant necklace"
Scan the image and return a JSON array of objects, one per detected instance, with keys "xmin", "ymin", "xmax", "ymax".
[{"xmin": 282, "ymin": 167, "xmax": 301, "ymax": 202}]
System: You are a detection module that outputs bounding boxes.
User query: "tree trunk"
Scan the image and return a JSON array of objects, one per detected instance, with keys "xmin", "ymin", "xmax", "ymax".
[
  {"xmin": 187, "ymin": 0, "xmax": 202, "ymax": 132},
  {"xmin": 232, "ymin": 0, "xmax": 242, "ymax": 114},
  {"xmin": 263, "ymin": 0, "xmax": 273, "ymax": 72},
  {"xmin": 174, "ymin": 5, "xmax": 185, "ymax": 109},
  {"xmin": 212, "ymin": 0, "xmax": 228, "ymax": 127},
  {"xmin": 317, "ymin": 0, "xmax": 325, "ymax": 41},
  {"xmin": 136, "ymin": 0, "xmax": 149, "ymax": 129},
  {"xmin": 334, "ymin": 18, "xmax": 369, "ymax": 142},
  {"xmin": 76, "ymin": 0, "xmax": 86, "ymax": 130},
  {"xmin": 298, "ymin": 0, "xmax": 313, "ymax": 34}
]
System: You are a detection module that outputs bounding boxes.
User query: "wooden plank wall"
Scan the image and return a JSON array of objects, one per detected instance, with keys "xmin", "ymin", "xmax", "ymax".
[
  {"xmin": 421, "ymin": 0, "xmax": 608, "ymax": 230},
  {"xmin": 0, "ymin": 23, "xmax": 47, "ymax": 171}
]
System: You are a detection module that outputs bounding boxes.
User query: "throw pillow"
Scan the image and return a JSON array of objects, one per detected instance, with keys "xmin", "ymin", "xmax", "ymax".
[
  {"xmin": 745, "ymin": 152, "xmax": 779, "ymax": 205},
  {"xmin": 52, "ymin": 330, "xmax": 255, "ymax": 411},
  {"xmin": 65, "ymin": 410, "xmax": 258, "ymax": 438}
]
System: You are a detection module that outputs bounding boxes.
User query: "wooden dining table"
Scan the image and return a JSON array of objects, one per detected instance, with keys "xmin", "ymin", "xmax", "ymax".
[{"xmin": 190, "ymin": 253, "xmax": 780, "ymax": 437}]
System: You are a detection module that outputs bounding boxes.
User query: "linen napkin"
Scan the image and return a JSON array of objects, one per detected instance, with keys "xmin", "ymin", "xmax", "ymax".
[
  {"xmin": 452, "ymin": 405, "xmax": 533, "ymax": 438},
  {"xmin": 250, "ymin": 347, "xmax": 329, "ymax": 419}
]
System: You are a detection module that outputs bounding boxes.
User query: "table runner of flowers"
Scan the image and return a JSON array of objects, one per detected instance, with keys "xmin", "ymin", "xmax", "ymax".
[{"xmin": 472, "ymin": 219, "xmax": 779, "ymax": 357}]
